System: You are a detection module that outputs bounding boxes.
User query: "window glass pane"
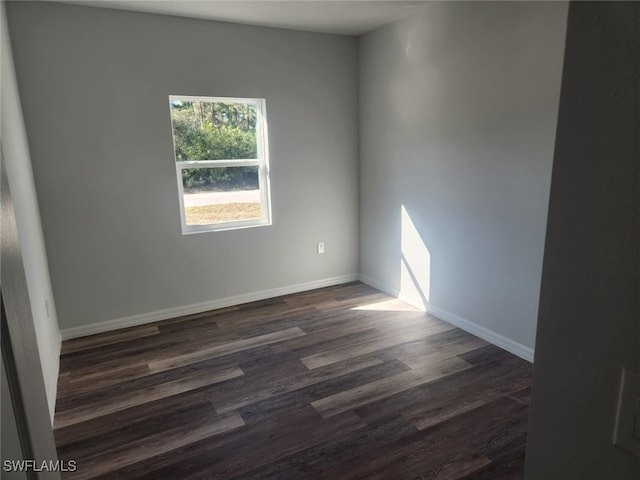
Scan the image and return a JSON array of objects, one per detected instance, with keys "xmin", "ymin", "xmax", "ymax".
[
  {"xmin": 170, "ymin": 99, "xmax": 258, "ymax": 161},
  {"xmin": 181, "ymin": 166, "xmax": 262, "ymax": 226}
]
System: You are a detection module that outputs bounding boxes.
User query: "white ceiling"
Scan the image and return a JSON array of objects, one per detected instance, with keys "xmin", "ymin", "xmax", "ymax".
[{"xmin": 56, "ymin": 0, "xmax": 427, "ymax": 35}]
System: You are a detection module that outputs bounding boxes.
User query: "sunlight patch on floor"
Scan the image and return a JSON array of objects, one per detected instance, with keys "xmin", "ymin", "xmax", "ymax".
[{"xmin": 351, "ymin": 298, "xmax": 420, "ymax": 312}]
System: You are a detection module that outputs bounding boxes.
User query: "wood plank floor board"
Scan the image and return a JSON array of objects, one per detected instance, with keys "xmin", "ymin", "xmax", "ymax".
[
  {"xmin": 308, "ymin": 428, "xmax": 487, "ymax": 480},
  {"xmin": 178, "ymin": 410, "xmax": 367, "ymax": 480},
  {"xmin": 402, "ymin": 359, "xmax": 533, "ymax": 431},
  {"xmin": 212, "ymin": 355, "xmax": 390, "ymax": 414},
  {"xmin": 57, "ymin": 364, "xmax": 151, "ymax": 399},
  {"xmin": 96, "ymin": 407, "xmax": 362, "ymax": 480},
  {"xmin": 269, "ymin": 324, "xmax": 384, "ymax": 354},
  {"xmin": 147, "ymin": 327, "xmax": 306, "ymax": 373},
  {"xmin": 278, "ymin": 283, "xmax": 385, "ymax": 309},
  {"xmin": 469, "ymin": 409, "xmax": 529, "ymax": 461},
  {"xmin": 56, "ymin": 358, "xmax": 241, "ymax": 412},
  {"xmin": 237, "ymin": 319, "xmax": 446, "ymax": 378},
  {"xmin": 213, "ymin": 304, "xmax": 321, "ymax": 330},
  {"xmin": 175, "ymin": 350, "xmax": 386, "ymax": 416},
  {"xmin": 420, "ymin": 396, "xmax": 529, "ymax": 455},
  {"xmin": 311, "ymin": 356, "xmax": 472, "ymax": 418},
  {"xmin": 311, "ymin": 396, "xmax": 528, "ymax": 480},
  {"xmin": 68, "ymin": 411, "xmax": 245, "ymax": 480},
  {"xmin": 54, "ymin": 282, "xmax": 533, "ymax": 479},
  {"xmin": 212, "ymin": 307, "xmax": 321, "ymax": 338},
  {"xmin": 315, "ymin": 293, "xmax": 399, "ymax": 312},
  {"xmin": 154, "ymin": 305, "xmax": 238, "ymax": 327},
  {"xmin": 353, "ymin": 353, "xmax": 532, "ymax": 426},
  {"xmin": 59, "ymin": 334, "xmax": 186, "ymax": 375},
  {"xmin": 277, "ymin": 295, "xmax": 426, "ymax": 336},
  {"xmin": 458, "ymin": 343, "xmax": 521, "ymax": 367},
  {"xmin": 54, "ymin": 387, "xmax": 224, "ymax": 449},
  {"xmin": 266, "ymin": 327, "xmax": 384, "ymax": 361},
  {"xmin": 280, "ymin": 308, "xmax": 378, "ymax": 333},
  {"xmin": 60, "ymin": 309, "xmax": 313, "ymax": 379},
  {"xmin": 371, "ymin": 327, "xmax": 478, "ymax": 364},
  {"xmin": 58, "ymin": 344, "xmax": 280, "ymax": 405},
  {"xmin": 220, "ymin": 308, "xmax": 324, "ymax": 338},
  {"xmin": 395, "ymin": 334, "xmax": 489, "ymax": 369},
  {"xmin": 236, "ymin": 296, "xmax": 289, "ymax": 310},
  {"xmin": 56, "ymin": 400, "xmax": 219, "ymax": 461},
  {"xmin": 61, "ymin": 325, "xmax": 161, "ymax": 355},
  {"xmin": 55, "ymin": 364, "xmax": 244, "ymax": 429},
  {"xmin": 156, "ymin": 315, "xmax": 220, "ymax": 334},
  {"xmin": 58, "ymin": 330, "xmax": 236, "ymax": 383},
  {"xmin": 458, "ymin": 450, "xmax": 526, "ymax": 480},
  {"xmin": 235, "ymin": 359, "xmax": 411, "ymax": 421},
  {"xmin": 300, "ymin": 321, "xmax": 456, "ymax": 370},
  {"xmin": 509, "ymin": 386, "xmax": 532, "ymax": 405},
  {"xmin": 60, "ymin": 322, "xmax": 228, "ymax": 367},
  {"xmin": 235, "ymin": 415, "xmax": 419, "ymax": 480}
]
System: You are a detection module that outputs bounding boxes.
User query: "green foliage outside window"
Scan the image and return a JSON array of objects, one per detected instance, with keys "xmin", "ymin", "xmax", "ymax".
[{"xmin": 170, "ymin": 100, "xmax": 260, "ymax": 191}]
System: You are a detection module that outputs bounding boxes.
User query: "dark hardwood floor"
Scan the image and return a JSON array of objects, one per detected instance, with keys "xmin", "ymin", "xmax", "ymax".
[{"xmin": 54, "ymin": 282, "xmax": 532, "ymax": 479}]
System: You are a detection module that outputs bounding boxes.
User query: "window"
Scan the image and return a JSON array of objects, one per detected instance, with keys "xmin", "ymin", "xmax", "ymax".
[{"xmin": 168, "ymin": 95, "xmax": 271, "ymax": 233}]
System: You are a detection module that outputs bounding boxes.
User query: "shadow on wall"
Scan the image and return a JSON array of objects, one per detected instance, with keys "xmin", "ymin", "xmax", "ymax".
[{"xmin": 399, "ymin": 205, "xmax": 431, "ymax": 310}]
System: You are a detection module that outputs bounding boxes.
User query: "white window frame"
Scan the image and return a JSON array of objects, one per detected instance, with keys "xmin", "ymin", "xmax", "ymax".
[{"xmin": 169, "ymin": 95, "xmax": 272, "ymax": 234}]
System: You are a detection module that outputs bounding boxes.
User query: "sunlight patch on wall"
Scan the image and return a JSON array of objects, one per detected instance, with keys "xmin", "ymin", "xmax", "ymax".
[{"xmin": 400, "ymin": 205, "xmax": 431, "ymax": 310}]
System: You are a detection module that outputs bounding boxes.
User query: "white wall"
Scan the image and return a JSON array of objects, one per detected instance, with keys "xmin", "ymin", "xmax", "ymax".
[
  {"xmin": 525, "ymin": 3, "xmax": 640, "ymax": 478},
  {"xmin": 1, "ymin": 3, "xmax": 61, "ymax": 421},
  {"xmin": 358, "ymin": 1, "xmax": 568, "ymax": 358},
  {"xmin": 6, "ymin": 2, "xmax": 359, "ymax": 334}
]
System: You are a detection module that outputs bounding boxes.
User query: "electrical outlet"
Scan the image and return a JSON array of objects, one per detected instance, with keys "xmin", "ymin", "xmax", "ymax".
[
  {"xmin": 317, "ymin": 242, "xmax": 325, "ymax": 254},
  {"xmin": 613, "ymin": 369, "xmax": 640, "ymax": 457}
]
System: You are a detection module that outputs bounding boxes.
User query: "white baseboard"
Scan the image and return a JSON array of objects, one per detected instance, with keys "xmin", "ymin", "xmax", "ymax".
[
  {"xmin": 61, "ymin": 274, "xmax": 359, "ymax": 340},
  {"xmin": 358, "ymin": 274, "xmax": 534, "ymax": 363},
  {"xmin": 426, "ymin": 305, "xmax": 534, "ymax": 363},
  {"xmin": 62, "ymin": 272, "xmax": 535, "ymax": 363}
]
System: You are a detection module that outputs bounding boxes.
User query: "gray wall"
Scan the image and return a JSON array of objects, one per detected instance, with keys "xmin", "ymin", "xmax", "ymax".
[
  {"xmin": 7, "ymin": 2, "xmax": 359, "ymax": 332},
  {"xmin": 525, "ymin": 2, "xmax": 640, "ymax": 478},
  {"xmin": 1, "ymin": 2, "xmax": 60, "ymax": 420},
  {"xmin": 358, "ymin": 1, "xmax": 568, "ymax": 356}
]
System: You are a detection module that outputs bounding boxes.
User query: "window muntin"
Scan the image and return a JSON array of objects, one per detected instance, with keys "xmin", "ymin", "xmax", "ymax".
[{"xmin": 169, "ymin": 95, "xmax": 271, "ymax": 233}]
